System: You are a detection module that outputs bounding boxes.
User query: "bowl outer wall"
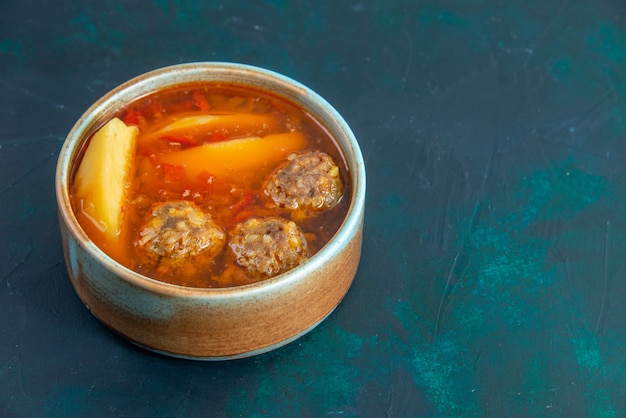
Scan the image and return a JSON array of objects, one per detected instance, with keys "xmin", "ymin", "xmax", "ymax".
[{"xmin": 55, "ymin": 62, "xmax": 366, "ymax": 359}]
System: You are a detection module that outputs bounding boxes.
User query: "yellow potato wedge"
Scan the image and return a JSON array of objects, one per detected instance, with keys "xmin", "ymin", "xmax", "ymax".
[
  {"xmin": 159, "ymin": 132, "xmax": 307, "ymax": 182},
  {"xmin": 73, "ymin": 117, "xmax": 138, "ymax": 240},
  {"xmin": 144, "ymin": 113, "xmax": 279, "ymax": 140}
]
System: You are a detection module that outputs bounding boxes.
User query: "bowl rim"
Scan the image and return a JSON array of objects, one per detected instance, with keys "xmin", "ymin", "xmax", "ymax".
[{"xmin": 55, "ymin": 62, "xmax": 366, "ymax": 299}]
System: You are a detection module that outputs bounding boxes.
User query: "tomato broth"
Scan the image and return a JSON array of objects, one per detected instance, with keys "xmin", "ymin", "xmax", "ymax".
[{"xmin": 71, "ymin": 83, "xmax": 350, "ymax": 287}]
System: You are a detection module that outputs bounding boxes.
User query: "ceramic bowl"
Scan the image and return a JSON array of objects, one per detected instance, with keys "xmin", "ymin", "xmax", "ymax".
[{"xmin": 55, "ymin": 62, "xmax": 366, "ymax": 360}]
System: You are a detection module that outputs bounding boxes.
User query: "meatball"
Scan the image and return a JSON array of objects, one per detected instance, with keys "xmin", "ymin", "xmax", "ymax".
[
  {"xmin": 229, "ymin": 217, "xmax": 309, "ymax": 279},
  {"xmin": 136, "ymin": 200, "xmax": 225, "ymax": 275},
  {"xmin": 263, "ymin": 150, "xmax": 344, "ymax": 211}
]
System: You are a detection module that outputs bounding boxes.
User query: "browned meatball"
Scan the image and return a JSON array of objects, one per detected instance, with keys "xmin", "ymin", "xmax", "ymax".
[
  {"xmin": 229, "ymin": 217, "xmax": 309, "ymax": 279},
  {"xmin": 136, "ymin": 200, "xmax": 225, "ymax": 275},
  {"xmin": 263, "ymin": 150, "xmax": 344, "ymax": 211}
]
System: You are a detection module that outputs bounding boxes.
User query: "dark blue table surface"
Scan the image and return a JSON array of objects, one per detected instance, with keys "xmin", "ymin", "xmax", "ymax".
[{"xmin": 3, "ymin": 1, "xmax": 626, "ymax": 416}]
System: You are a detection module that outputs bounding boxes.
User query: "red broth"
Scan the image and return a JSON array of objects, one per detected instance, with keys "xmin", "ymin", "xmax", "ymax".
[{"xmin": 71, "ymin": 83, "xmax": 350, "ymax": 287}]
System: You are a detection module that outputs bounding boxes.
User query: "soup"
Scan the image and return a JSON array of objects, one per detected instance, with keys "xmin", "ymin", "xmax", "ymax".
[{"xmin": 70, "ymin": 83, "xmax": 350, "ymax": 288}]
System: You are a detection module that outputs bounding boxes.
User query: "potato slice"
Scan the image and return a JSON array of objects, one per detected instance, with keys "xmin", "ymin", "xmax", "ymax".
[
  {"xmin": 144, "ymin": 113, "xmax": 279, "ymax": 140},
  {"xmin": 159, "ymin": 132, "xmax": 307, "ymax": 183},
  {"xmin": 73, "ymin": 117, "xmax": 138, "ymax": 240}
]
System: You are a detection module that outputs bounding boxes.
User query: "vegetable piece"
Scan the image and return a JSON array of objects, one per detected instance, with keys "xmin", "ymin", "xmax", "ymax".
[
  {"xmin": 144, "ymin": 113, "xmax": 279, "ymax": 140},
  {"xmin": 192, "ymin": 90, "xmax": 210, "ymax": 111},
  {"xmin": 159, "ymin": 132, "xmax": 307, "ymax": 183},
  {"xmin": 231, "ymin": 191, "xmax": 255, "ymax": 216},
  {"xmin": 73, "ymin": 117, "xmax": 138, "ymax": 240},
  {"xmin": 121, "ymin": 108, "xmax": 144, "ymax": 127},
  {"xmin": 161, "ymin": 163, "xmax": 186, "ymax": 183}
]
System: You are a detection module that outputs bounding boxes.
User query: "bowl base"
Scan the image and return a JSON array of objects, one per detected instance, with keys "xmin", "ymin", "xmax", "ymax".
[{"xmin": 127, "ymin": 308, "xmax": 336, "ymax": 361}]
